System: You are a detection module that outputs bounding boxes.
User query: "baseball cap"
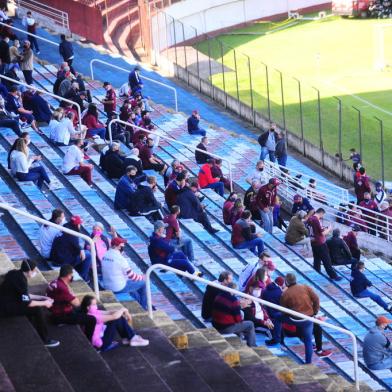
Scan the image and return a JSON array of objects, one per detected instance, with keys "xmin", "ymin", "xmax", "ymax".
[
  {"xmin": 70, "ymin": 215, "xmax": 83, "ymax": 225},
  {"xmin": 376, "ymin": 316, "xmax": 392, "ymax": 326},
  {"xmin": 269, "ymin": 178, "xmax": 280, "ymax": 186},
  {"xmin": 293, "ymin": 194, "xmax": 302, "ymax": 202},
  {"xmin": 103, "ymin": 81, "xmax": 110, "ymax": 87},
  {"xmin": 275, "ymin": 276, "xmax": 285, "ymax": 287},
  {"xmin": 154, "ymin": 220, "xmax": 168, "ymax": 232},
  {"xmin": 111, "ymin": 237, "xmax": 127, "ymax": 247}
]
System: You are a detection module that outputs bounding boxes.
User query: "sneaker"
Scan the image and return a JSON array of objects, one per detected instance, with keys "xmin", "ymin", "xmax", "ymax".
[
  {"xmin": 44, "ymin": 339, "xmax": 60, "ymax": 348},
  {"xmin": 265, "ymin": 339, "xmax": 279, "ymax": 346},
  {"xmin": 315, "ymin": 349, "xmax": 332, "ymax": 359},
  {"xmin": 130, "ymin": 335, "xmax": 149, "ymax": 347},
  {"xmin": 332, "ymin": 276, "xmax": 342, "ymax": 282}
]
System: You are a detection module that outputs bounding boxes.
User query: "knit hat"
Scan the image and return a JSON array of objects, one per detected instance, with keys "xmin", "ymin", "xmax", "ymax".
[
  {"xmin": 376, "ymin": 316, "xmax": 392, "ymax": 326},
  {"xmin": 111, "ymin": 237, "xmax": 127, "ymax": 247},
  {"xmin": 70, "ymin": 215, "xmax": 83, "ymax": 225}
]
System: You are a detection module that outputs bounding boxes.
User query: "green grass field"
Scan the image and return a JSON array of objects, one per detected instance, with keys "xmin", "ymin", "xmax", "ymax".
[{"xmin": 195, "ymin": 15, "xmax": 392, "ymax": 181}]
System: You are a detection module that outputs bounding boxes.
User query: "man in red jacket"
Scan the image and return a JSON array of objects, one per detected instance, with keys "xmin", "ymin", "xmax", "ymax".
[
  {"xmin": 354, "ymin": 167, "xmax": 371, "ymax": 204},
  {"xmin": 198, "ymin": 159, "xmax": 224, "ymax": 197},
  {"xmin": 359, "ymin": 192, "xmax": 379, "ymax": 236},
  {"xmin": 256, "ymin": 178, "xmax": 279, "ymax": 233}
]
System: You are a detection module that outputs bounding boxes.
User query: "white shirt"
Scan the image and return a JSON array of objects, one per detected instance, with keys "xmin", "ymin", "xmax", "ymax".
[
  {"xmin": 102, "ymin": 248, "xmax": 129, "ymax": 292},
  {"xmin": 50, "ymin": 118, "xmax": 75, "ymax": 146},
  {"xmin": 118, "ymin": 82, "xmax": 130, "ymax": 97},
  {"xmin": 10, "ymin": 150, "xmax": 33, "ymax": 175},
  {"xmin": 39, "ymin": 225, "xmax": 61, "ymax": 258},
  {"xmin": 246, "ymin": 169, "xmax": 267, "ymax": 186},
  {"xmin": 62, "ymin": 144, "xmax": 83, "ymax": 173}
]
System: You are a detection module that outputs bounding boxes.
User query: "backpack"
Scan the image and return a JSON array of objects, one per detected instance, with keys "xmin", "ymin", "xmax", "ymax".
[{"xmin": 238, "ymin": 262, "xmax": 259, "ymax": 292}]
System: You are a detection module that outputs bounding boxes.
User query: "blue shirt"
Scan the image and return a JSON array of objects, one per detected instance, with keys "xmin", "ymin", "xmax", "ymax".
[{"xmin": 291, "ymin": 197, "xmax": 314, "ymax": 214}]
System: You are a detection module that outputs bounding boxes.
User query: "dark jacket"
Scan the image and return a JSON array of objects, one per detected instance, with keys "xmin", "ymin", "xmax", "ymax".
[
  {"xmin": 177, "ymin": 187, "xmax": 203, "ymax": 220},
  {"xmin": 114, "ymin": 174, "xmax": 138, "ymax": 210},
  {"xmin": 195, "ymin": 142, "xmax": 208, "ymax": 164},
  {"xmin": 201, "ymin": 282, "xmax": 223, "ymax": 320},
  {"xmin": 212, "ymin": 291, "xmax": 242, "ymax": 331},
  {"xmin": 164, "ymin": 180, "xmax": 182, "ymax": 208},
  {"xmin": 59, "ymin": 40, "xmax": 74, "ymax": 61},
  {"xmin": 262, "ymin": 282, "xmax": 283, "ymax": 318},
  {"xmin": 128, "ymin": 69, "xmax": 142, "ymax": 91},
  {"xmin": 350, "ymin": 268, "xmax": 371, "ymax": 296},
  {"xmin": 291, "ymin": 197, "xmax": 314, "ymax": 214},
  {"xmin": 148, "ymin": 233, "xmax": 175, "ymax": 264},
  {"xmin": 187, "ymin": 115, "xmax": 200, "ymax": 132},
  {"xmin": 134, "ymin": 183, "xmax": 161, "ymax": 215},
  {"xmin": 100, "ymin": 150, "xmax": 125, "ymax": 179},
  {"xmin": 0, "ymin": 39, "xmax": 10, "ymax": 63},
  {"xmin": 258, "ymin": 130, "xmax": 279, "ymax": 148},
  {"xmin": 327, "ymin": 235, "xmax": 352, "ymax": 265},
  {"xmin": 275, "ymin": 137, "xmax": 287, "ymax": 159},
  {"xmin": 50, "ymin": 223, "xmax": 82, "ymax": 264},
  {"xmin": 231, "ymin": 218, "xmax": 256, "ymax": 246},
  {"xmin": 29, "ymin": 93, "xmax": 51, "ymax": 123}
]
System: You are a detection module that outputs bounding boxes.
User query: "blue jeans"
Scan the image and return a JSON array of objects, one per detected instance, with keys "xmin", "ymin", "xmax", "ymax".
[
  {"xmin": 73, "ymin": 250, "xmax": 92, "ymax": 282},
  {"xmin": 16, "ymin": 166, "xmax": 50, "ymax": 189},
  {"xmin": 259, "ymin": 147, "xmax": 276, "ymax": 162},
  {"xmin": 0, "ymin": 118, "xmax": 21, "ymax": 135},
  {"xmin": 260, "ymin": 208, "xmax": 273, "ymax": 233},
  {"xmin": 28, "ymin": 35, "xmax": 40, "ymax": 52},
  {"xmin": 101, "ymin": 317, "xmax": 135, "ymax": 351},
  {"xmin": 277, "ymin": 154, "xmax": 287, "ymax": 167},
  {"xmin": 168, "ymin": 251, "xmax": 195, "ymax": 274},
  {"xmin": 189, "ymin": 128, "xmax": 206, "ymax": 136},
  {"xmin": 88, "ymin": 127, "xmax": 106, "ymax": 139},
  {"xmin": 284, "ymin": 317, "xmax": 313, "ymax": 364},
  {"xmin": 206, "ymin": 181, "xmax": 224, "ymax": 197},
  {"xmin": 354, "ymin": 289, "xmax": 389, "ymax": 310},
  {"xmin": 367, "ymin": 355, "xmax": 392, "ymax": 370},
  {"xmin": 115, "ymin": 279, "xmax": 147, "ymax": 310},
  {"xmin": 234, "ymin": 238, "xmax": 264, "ymax": 256},
  {"xmin": 169, "ymin": 238, "xmax": 194, "ymax": 262}
]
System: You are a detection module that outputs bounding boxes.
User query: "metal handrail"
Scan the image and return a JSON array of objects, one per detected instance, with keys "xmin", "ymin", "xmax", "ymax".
[
  {"xmin": 145, "ymin": 263, "xmax": 359, "ymax": 391},
  {"xmin": 89, "ymin": 59, "xmax": 178, "ymax": 112},
  {"xmin": 0, "ymin": 202, "xmax": 99, "ymax": 300},
  {"xmin": 0, "ymin": 21, "xmax": 60, "ymax": 47},
  {"xmin": 108, "ymin": 118, "xmax": 233, "ymax": 191},
  {"xmin": 0, "ymin": 74, "xmax": 83, "ymax": 131}
]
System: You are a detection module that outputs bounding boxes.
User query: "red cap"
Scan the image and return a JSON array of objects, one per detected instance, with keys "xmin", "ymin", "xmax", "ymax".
[
  {"xmin": 293, "ymin": 194, "xmax": 302, "ymax": 201},
  {"xmin": 70, "ymin": 215, "xmax": 83, "ymax": 225},
  {"xmin": 275, "ymin": 276, "xmax": 285, "ymax": 287},
  {"xmin": 376, "ymin": 316, "xmax": 392, "ymax": 326},
  {"xmin": 111, "ymin": 237, "xmax": 127, "ymax": 247}
]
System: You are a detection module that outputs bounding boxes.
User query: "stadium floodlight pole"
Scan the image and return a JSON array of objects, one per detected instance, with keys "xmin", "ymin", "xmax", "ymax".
[
  {"xmin": 0, "ymin": 74, "xmax": 83, "ymax": 131},
  {"xmin": 261, "ymin": 61, "xmax": 271, "ymax": 122},
  {"xmin": 146, "ymin": 263, "xmax": 360, "ymax": 392},
  {"xmin": 0, "ymin": 203, "xmax": 100, "ymax": 300},
  {"xmin": 108, "ymin": 118, "xmax": 233, "ymax": 192},
  {"xmin": 334, "ymin": 96, "xmax": 343, "ymax": 161},
  {"xmin": 352, "ymin": 106, "xmax": 363, "ymax": 161},
  {"xmin": 374, "ymin": 116, "xmax": 385, "ymax": 186},
  {"xmin": 293, "ymin": 77, "xmax": 305, "ymax": 155}
]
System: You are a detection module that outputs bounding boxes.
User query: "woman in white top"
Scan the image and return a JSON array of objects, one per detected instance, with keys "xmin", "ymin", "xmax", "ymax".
[
  {"xmin": 62, "ymin": 138, "xmax": 93, "ymax": 185},
  {"xmin": 10, "ymin": 138, "xmax": 50, "ymax": 189},
  {"xmin": 39, "ymin": 209, "xmax": 65, "ymax": 259},
  {"xmin": 49, "ymin": 108, "xmax": 83, "ymax": 146}
]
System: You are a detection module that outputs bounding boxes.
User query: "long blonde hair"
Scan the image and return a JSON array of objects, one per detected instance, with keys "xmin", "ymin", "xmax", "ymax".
[{"xmin": 14, "ymin": 138, "xmax": 28, "ymax": 156}]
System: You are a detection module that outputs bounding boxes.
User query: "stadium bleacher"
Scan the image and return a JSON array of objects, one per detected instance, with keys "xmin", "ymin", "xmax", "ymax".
[{"xmin": 0, "ymin": 6, "xmax": 391, "ymax": 392}]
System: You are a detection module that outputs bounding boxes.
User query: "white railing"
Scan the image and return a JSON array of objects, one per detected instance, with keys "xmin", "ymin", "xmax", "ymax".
[
  {"xmin": 0, "ymin": 202, "xmax": 99, "ymax": 299},
  {"xmin": 14, "ymin": 0, "xmax": 70, "ymax": 33},
  {"xmin": 0, "ymin": 74, "xmax": 83, "ymax": 131},
  {"xmin": 265, "ymin": 161, "xmax": 391, "ymax": 241},
  {"xmin": 145, "ymin": 263, "xmax": 359, "ymax": 391},
  {"xmin": 0, "ymin": 20, "xmax": 60, "ymax": 47},
  {"xmin": 89, "ymin": 59, "xmax": 178, "ymax": 112},
  {"xmin": 108, "ymin": 118, "xmax": 233, "ymax": 191}
]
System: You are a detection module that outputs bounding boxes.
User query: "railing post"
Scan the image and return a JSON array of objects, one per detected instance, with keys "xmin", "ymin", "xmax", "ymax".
[
  {"xmin": 294, "ymin": 77, "xmax": 305, "ymax": 155},
  {"xmin": 313, "ymin": 86, "xmax": 324, "ymax": 166},
  {"xmin": 277, "ymin": 69, "xmax": 286, "ymax": 131},
  {"xmin": 352, "ymin": 106, "xmax": 362, "ymax": 163},
  {"xmin": 263, "ymin": 62, "xmax": 271, "ymax": 122},
  {"xmin": 207, "ymin": 39, "xmax": 213, "ymax": 85},
  {"xmin": 246, "ymin": 55, "xmax": 254, "ymax": 121},
  {"xmin": 233, "ymin": 49, "xmax": 240, "ymax": 101},
  {"xmin": 219, "ymin": 41, "xmax": 227, "ymax": 107},
  {"xmin": 375, "ymin": 116, "xmax": 385, "ymax": 186},
  {"xmin": 334, "ymin": 96, "xmax": 342, "ymax": 160}
]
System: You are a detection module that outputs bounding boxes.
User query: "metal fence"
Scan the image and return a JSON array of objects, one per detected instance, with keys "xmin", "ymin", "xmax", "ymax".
[{"xmin": 149, "ymin": 7, "xmax": 390, "ymax": 185}]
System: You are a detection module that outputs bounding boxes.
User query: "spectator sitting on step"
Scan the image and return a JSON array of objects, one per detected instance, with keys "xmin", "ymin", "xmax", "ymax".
[
  {"xmin": 244, "ymin": 267, "xmax": 270, "ymax": 295},
  {"xmin": 176, "ymin": 181, "xmax": 219, "ymax": 234},
  {"xmin": 128, "ymin": 65, "xmax": 143, "ymax": 94},
  {"xmin": 306, "ymin": 178, "xmax": 326, "ymax": 204},
  {"xmin": 222, "ymin": 192, "xmax": 238, "ymax": 225},
  {"xmin": 354, "ymin": 167, "xmax": 371, "ymax": 204},
  {"xmin": 198, "ymin": 159, "xmax": 224, "ymax": 197},
  {"xmin": 285, "ymin": 210, "xmax": 311, "ymax": 252},
  {"xmin": 7, "ymin": 132, "xmax": 30, "ymax": 168},
  {"xmin": 148, "ymin": 220, "xmax": 202, "ymax": 276},
  {"xmin": 246, "ymin": 160, "xmax": 267, "ymax": 187},
  {"xmin": 363, "ymin": 316, "xmax": 392, "ymax": 371},
  {"xmin": 164, "ymin": 205, "xmax": 195, "ymax": 263},
  {"xmin": 187, "ymin": 109, "xmax": 206, "ymax": 136},
  {"xmin": 58, "ymin": 71, "xmax": 74, "ymax": 98},
  {"xmin": 132, "ymin": 127, "xmax": 148, "ymax": 146},
  {"xmin": 102, "ymin": 237, "xmax": 148, "ymax": 310},
  {"xmin": 62, "ymin": 138, "xmax": 94, "ymax": 186},
  {"xmin": 343, "ymin": 225, "xmax": 361, "ymax": 261},
  {"xmin": 212, "ymin": 282, "xmax": 257, "ymax": 347},
  {"xmin": 256, "ymin": 178, "xmax": 280, "ymax": 234},
  {"xmin": 359, "ymin": 192, "xmax": 379, "ymax": 235},
  {"xmin": 9, "ymin": 137, "xmax": 50, "ymax": 189},
  {"xmin": 23, "ymin": 88, "xmax": 51, "ymax": 124},
  {"xmin": 49, "ymin": 108, "xmax": 82, "ymax": 146},
  {"xmin": 163, "ymin": 159, "xmax": 185, "ymax": 187},
  {"xmin": 164, "ymin": 171, "xmax": 187, "ymax": 208},
  {"xmin": 211, "ymin": 158, "xmax": 230, "ymax": 190},
  {"xmin": 50, "ymin": 215, "xmax": 92, "ymax": 282},
  {"xmin": 0, "ymin": 94, "xmax": 21, "ymax": 135},
  {"xmin": 244, "ymin": 180, "xmax": 261, "ymax": 220},
  {"xmin": 47, "ymin": 264, "xmax": 97, "ymax": 342},
  {"xmin": 100, "ymin": 141, "xmax": 127, "ymax": 179},
  {"xmin": 4, "ymin": 63, "xmax": 19, "ymax": 91},
  {"xmin": 82, "ymin": 104, "xmax": 106, "ymax": 140},
  {"xmin": 133, "ymin": 175, "xmax": 163, "ymax": 220},
  {"xmin": 229, "ymin": 198, "xmax": 244, "ymax": 227},
  {"xmin": 291, "ymin": 194, "xmax": 314, "ymax": 218},
  {"xmin": 231, "ymin": 210, "xmax": 264, "ymax": 255},
  {"xmin": 81, "ymin": 294, "xmax": 149, "ymax": 351},
  {"xmin": 326, "ymin": 228, "xmax": 357, "ymax": 267},
  {"xmin": 102, "ymin": 81, "xmax": 116, "ymax": 118},
  {"xmin": 114, "ymin": 165, "xmax": 145, "ymax": 211},
  {"xmin": 38, "ymin": 208, "xmax": 65, "ymax": 260},
  {"xmin": 195, "ymin": 136, "xmax": 209, "ymax": 164},
  {"xmin": 0, "ymin": 259, "xmax": 60, "ymax": 348},
  {"xmin": 273, "ymin": 195, "xmax": 287, "ymax": 231},
  {"xmin": 124, "ymin": 147, "xmax": 143, "ymax": 175},
  {"xmin": 202, "ymin": 271, "xmax": 233, "ymax": 321},
  {"xmin": 118, "ymin": 81, "xmax": 131, "ymax": 98},
  {"xmin": 139, "ymin": 136, "xmax": 167, "ymax": 174},
  {"xmin": 5, "ymin": 86, "xmax": 41, "ymax": 133},
  {"xmin": 107, "ymin": 112, "xmax": 131, "ymax": 145},
  {"xmin": 347, "ymin": 203, "xmax": 365, "ymax": 230},
  {"xmin": 379, "ymin": 200, "xmax": 392, "ymax": 240},
  {"xmin": 351, "ymin": 261, "xmax": 392, "ymax": 311}
]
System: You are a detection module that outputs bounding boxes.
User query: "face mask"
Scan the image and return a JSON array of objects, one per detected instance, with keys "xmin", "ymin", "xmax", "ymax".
[
  {"xmin": 70, "ymin": 275, "xmax": 74, "ymax": 282},
  {"xmin": 119, "ymin": 247, "xmax": 125, "ymax": 253},
  {"xmin": 89, "ymin": 304, "xmax": 98, "ymax": 312},
  {"xmin": 258, "ymin": 168, "xmax": 264, "ymax": 172},
  {"xmin": 92, "ymin": 229, "xmax": 102, "ymax": 236},
  {"xmin": 252, "ymin": 290, "xmax": 261, "ymax": 297},
  {"xmin": 60, "ymin": 217, "xmax": 66, "ymax": 225}
]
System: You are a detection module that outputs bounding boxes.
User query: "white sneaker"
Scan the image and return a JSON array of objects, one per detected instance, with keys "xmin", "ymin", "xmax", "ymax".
[{"xmin": 130, "ymin": 335, "xmax": 149, "ymax": 347}]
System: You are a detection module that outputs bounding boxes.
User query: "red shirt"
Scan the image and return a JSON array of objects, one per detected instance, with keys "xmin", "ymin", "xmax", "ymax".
[
  {"xmin": 139, "ymin": 145, "xmax": 153, "ymax": 167},
  {"xmin": 82, "ymin": 114, "xmax": 104, "ymax": 130},
  {"xmin": 104, "ymin": 88, "xmax": 116, "ymax": 113},
  {"xmin": 46, "ymin": 278, "xmax": 75, "ymax": 317},
  {"xmin": 307, "ymin": 215, "xmax": 325, "ymax": 246},
  {"xmin": 256, "ymin": 184, "xmax": 277, "ymax": 209},
  {"xmin": 163, "ymin": 214, "xmax": 180, "ymax": 240},
  {"xmin": 198, "ymin": 163, "xmax": 218, "ymax": 188}
]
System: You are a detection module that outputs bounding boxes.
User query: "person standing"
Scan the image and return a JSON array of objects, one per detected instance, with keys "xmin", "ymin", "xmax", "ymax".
[
  {"xmin": 257, "ymin": 124, "xmax": 278, "ymax": 162},
  {"xmin": 0, "ymin": 36, "xmax": 10, "ymax": 74},
  {"xmin": 354, "ymin": 167, "xmax": 371, "ymax": 204},
  {"xmin": 24, "ymin": 11, "xmax": 40, "ymax": 54},
  {"xmin": 59, "ymin": 34, "xmax": 74, "ymax": 73},
  {"xmin": 20, "ymin": 40, "xmax": 34, "ymax": 85},
  {"xmin": 275, "ymin": 131, "xmax": 287, "ymax": 167},
  {"xmin": 128, "ymin": 65, "xmax": 143, "ymax": 93},
  {"xmin": 256, "ymin": 178, "xmax": 279, "ymax": 233},
  {"xmin": 102, "ymin": 81, "xmax": 116, "ymax": 118}
]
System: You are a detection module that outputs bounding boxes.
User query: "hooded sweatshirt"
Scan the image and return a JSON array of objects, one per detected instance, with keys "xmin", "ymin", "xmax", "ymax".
[{"xmin": 363, "ymin": 326, "xmax": 392, "ymax": 369}]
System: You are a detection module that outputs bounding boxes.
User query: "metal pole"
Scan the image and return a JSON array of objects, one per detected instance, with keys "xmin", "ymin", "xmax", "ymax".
[
  {"xmin": 247, "ymin": 55, "xmax": 254, "ymax": 113},
  {"xmin": 313, "ymin": 86, "xmax": 323, "ymax": 151},
  {"xmin": 334, "ymin": 96, "xmax": 342, "ymax": 160},
  {"xmin": 263, "ymin": 62, "xmax": 271, "ymax": 122},
  {"xmin": 194, "ymin": 27, "xmax": 200, "ymax": 81},
  {"xmin": 294, "ymin": 77, "xmax": 305, "ymax": 155},
  {"xmin": 278, "ymin": 69, "xmax": 286, "ymax": 131},
  {"xmin": 233, "ymin": 49, "xmax": 240, "ymax": 101},
  {"xmin": 207, "ymin": 39, "xmax": 213, "ymax": 85},
  {"xmin": 181, "ymin": 22, "xmax": 188, "ymax": 76},
  {"xmin": 172, "ymin": 18, "xmax": 178, "ymax": 68},
  {"xmin": 352, "ymin": 107, "xmax": 363, "ymax": 161},
  {"xmin": 219, "ymin": 41, "xmax": 226, "ymax": 97},
  {"xmin": 375, "ymin": 116, "xmax": 385, "ymax": 186}
]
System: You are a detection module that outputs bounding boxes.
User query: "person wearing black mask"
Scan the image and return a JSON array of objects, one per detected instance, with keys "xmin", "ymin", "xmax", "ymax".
[
  {"xmin": 0, "ymin": 259, "xmax": 60, "ymax": 347},
  {"xmin": 246, "ymin": 160, "xmax": 267, "ymax": 186}
]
